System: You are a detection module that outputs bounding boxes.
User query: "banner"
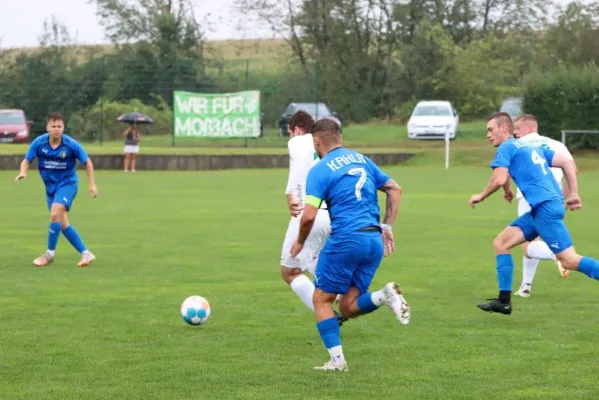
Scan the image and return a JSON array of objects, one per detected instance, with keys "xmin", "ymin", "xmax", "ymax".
[{"xmin": 173, "ymin": 90, "xmax": 261, "ymax": 138}]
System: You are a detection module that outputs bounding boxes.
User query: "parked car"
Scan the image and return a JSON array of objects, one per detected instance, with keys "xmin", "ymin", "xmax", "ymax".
[
  {"xmin": 407, "ymin": 100, "xmax": 459, "ymax": 140},
  {"xmin": 0, "ymin": 109, "xmax": 31, "ymax": 143},
  {"xmin": 278, "ymin": 102, "xmax": 342, "ymax": 136},
  {"xmin": 499, "ymin": 97, "xmax": 523, "ymax": 120}
]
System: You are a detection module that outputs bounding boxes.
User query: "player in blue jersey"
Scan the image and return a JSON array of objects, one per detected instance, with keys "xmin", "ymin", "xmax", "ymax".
[
  {"xmin": 15, "ymin": 112, "xmax": 98, "ymax": 268},
  {"xmin": 289, "ymin": 119, "xmax": 411, "ymax": 372},
  {"xmin": 469, "ymin": 112, "xmax": 599, "ymax": 315}
]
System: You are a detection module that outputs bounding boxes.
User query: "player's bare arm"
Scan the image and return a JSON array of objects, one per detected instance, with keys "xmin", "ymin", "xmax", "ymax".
[
  {"xmin": 85, "ymin": 159, "xmax": 99, "ymax": 197},
  {"xmin": 15, "ymin": 159, "xmax": 30, "ymax": 182},
  {"xmin": 290, "ymin": 204, "xmax": 318, "ymax": 258},
  {"xmin": 286, "ymin": 192, "xmax": 303, "ymax": 217},
  {"xmin": 550, "ymin": 154, "xmax": 581, "ymax": 210},
  {"xmin": 378, "ymin": 179, "xmax": 402, "ymax": 256},
  {"xmin": 502, "ymin": 178, "xmax": 513, "ymax": 203},
  {"xmin": 469, "ymin": 167, "xmax": 509, "ymax": 208}
]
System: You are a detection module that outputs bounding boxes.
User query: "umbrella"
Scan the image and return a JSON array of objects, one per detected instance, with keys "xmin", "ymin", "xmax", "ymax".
[{"xmin": 116, "ymin": 112, "xmax": 154, "ymax": 124}]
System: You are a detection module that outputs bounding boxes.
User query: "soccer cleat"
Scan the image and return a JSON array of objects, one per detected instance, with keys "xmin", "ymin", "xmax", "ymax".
[
  {"xmin": 33, "ymin": 252, "xmax": 54, "ymax": 267},
  {"xmin": 383, "ymin": 282, "xmax": 411, "ymax": 325},
  {"xmin": 334, "ymin": 310, "xmax": 349, "ymax": 327},
  {"xmin": 313, "ymin": 360, "xmax": 349, "ymax": 372},
  {"xmin": 477, "ymin": 299, "xmax": 512, "ymax": 315},
  {"xmin": 514, "ymin": 288, "xmax": 531, "ymax": 298},
  {"xmin": 556, "ymin": 260, "xmax": 569, "ymax": 278},
  {"xmin": 77, "ymin": 252, "xmax": 96, "ymax": 267}
]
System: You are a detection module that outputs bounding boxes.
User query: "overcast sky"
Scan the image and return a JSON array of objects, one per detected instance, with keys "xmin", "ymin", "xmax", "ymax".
[{"xmin": 0, "ymin": 0, "xmax": 588, "ymax": 49}]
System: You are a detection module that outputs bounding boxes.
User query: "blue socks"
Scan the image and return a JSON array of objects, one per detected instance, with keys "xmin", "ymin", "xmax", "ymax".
[
  {"xmin": 578, "ymin": 256, "xmax": 599, "ymax": 280},
  {"xmin": 62, "ymin": 226, "xmax": 87, "ymax": 253},
  {"xmin": 47, "ymin": 222, "xmax": 62, "ymax": 251},
  {"xmin": 316, "ymin": 317, "xmax": 340, "ymax": 349},
  {"xmin": 496, "ymin": 254, "xmax": 514, "ymax": 291},
  {"xmin": 357, "ymin": 292, "xmax": 382, "ymax": 314}
]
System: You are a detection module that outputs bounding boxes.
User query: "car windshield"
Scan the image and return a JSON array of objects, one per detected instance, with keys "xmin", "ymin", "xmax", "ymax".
[
  {"xmin": 0, "ymin": 112, "xmax": 26, "ymax": 124},
  {"xmin": 412, "ymin": 105, "xmax": 452, "ymax": 116},
  {"xmin": 286, "ymin": 103, "xmax": 331, "ymax": 116}
]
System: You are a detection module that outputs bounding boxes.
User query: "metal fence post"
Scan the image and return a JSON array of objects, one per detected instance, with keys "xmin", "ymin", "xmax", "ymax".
[{"xmin": 100, "ymin": 57, "xmax": 104, "ymax": 145}]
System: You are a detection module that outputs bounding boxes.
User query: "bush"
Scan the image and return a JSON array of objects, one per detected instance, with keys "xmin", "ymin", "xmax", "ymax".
[
  {"xmin": 68, "ymin": 95, "xmax": 173, "ymax": 142},
  {"xmin": 523, "ymin": 64, "xmax": 599, "ymax": 149}
]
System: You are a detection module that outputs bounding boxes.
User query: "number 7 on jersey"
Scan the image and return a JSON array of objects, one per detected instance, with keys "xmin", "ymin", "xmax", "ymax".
[{"xmin": 348, "ymin": 167, "xmax": 367, "ymax": 200}]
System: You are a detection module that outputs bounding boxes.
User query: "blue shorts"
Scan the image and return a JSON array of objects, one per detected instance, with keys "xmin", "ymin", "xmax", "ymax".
[
  {"xmin": 314, "ymin": 231, "xmax": 384, "ymax": 295},
  {"xmin": 46, "ymin": 184, "xmax": 78, "ymax": 212},
  {"xmin": 510, "ymin": 199, "xmax": 572, "ymax": 254}
]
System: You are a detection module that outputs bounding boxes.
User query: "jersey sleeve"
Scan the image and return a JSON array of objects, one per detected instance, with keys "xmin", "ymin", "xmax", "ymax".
[
  {"xmin": 305, "ymin": 165, "xmax": 327, "ymax": 208},
  {"xmin": 557, "ymin": 143, "xmax": 574, "ymax": 160},
  {"xmin": 24, "ymin": 138, "xmax": 39, "ymax": 162},
  {"xmin": 490, "ymin": 143, "xmax": 512, "ymax": 169},
  {"xmin": 285, "ymin": 140, "xmax": 302, "ymax": 195},
  {"xmin": 71, "ymin": 140, "xmax": 89, "ymax": 164},
  {"xmin": 542, "ymin": 147, "xmax": 556, "ymax": 166},
  {"xmin": 366, "ymin": 156, "xmax": 391, "ymax": 188}
]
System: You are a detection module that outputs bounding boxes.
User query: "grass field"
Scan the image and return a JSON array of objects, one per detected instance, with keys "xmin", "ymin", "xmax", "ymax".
[{"xmin": 2, "ymin": 154, "xmax": 599, "ymax": 398}]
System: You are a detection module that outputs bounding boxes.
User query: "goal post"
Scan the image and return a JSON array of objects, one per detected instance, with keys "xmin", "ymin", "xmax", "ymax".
[{"xmin": 561, "ymin": 130, "xmax": 599, "ymax": 145}]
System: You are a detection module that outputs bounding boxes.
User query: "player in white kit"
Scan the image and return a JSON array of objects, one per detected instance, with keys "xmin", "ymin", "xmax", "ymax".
[
  {"xmin": 280, "ymin": 110, "xmax": 346, "ymax": 323},
  {"xmin": 512, "ymin": 114, "xmax": 575, "ymax": 297}
]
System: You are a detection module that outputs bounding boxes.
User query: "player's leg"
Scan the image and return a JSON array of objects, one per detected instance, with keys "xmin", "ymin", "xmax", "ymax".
[
  {"xmin": 338, "ymin": 232, "xmax": 410, "ymax": 324},
  {"xmin": 33, "ymin": 194, "xmax": 62, "ymax": 266},
  {"xmin": 53, "ymin": 185, "xmax": 95, "ymax": 267},
  {"xmin": 280, "ymin": 217, "xmax": 316, "ymax": 311},
  {"xmin": 525, "ymin": 239, "xmax": 568, "ymax": 278},
  {"xmin": 477, "ymin": 214, "xmax": 533, "ymax": 314},
  {"xmin": 312, "ymin": 239, "xmax": 357, "ymax": 372},
  {"xmin": 516, "ymin": 198, "xmax": 539, "ymax": 297},
  {"xmin": 534, "ymin": 202, "xmax": 599, "ymax": 280}
]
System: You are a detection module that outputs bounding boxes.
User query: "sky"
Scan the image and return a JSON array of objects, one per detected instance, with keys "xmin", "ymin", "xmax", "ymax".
[
  {"xmin": 0, "ymin": 0, "xmax": 587, "ymax": 49},
  {"xmin": 0, "ymin": 0, "xmax": 274, "ymax": 49}
]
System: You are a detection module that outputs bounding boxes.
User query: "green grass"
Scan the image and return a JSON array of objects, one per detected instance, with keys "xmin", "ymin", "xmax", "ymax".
[{"xmin": 2, "ymin": 159, "xmax": 599, "ymax": 399}]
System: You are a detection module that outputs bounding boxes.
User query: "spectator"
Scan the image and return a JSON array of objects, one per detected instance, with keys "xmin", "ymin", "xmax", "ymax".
[{"xmin": 123, "ymin": 123, "xmax": 141, "ymax": 172}]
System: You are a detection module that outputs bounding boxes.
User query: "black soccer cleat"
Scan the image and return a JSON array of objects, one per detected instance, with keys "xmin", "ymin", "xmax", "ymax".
[
  {"xmin": 334, "ymin": 310, "xmax": 349, "ymax": 327},
  {"xmin": 477, "ymin": 299, "xmax": 512, "ymax": 315}
]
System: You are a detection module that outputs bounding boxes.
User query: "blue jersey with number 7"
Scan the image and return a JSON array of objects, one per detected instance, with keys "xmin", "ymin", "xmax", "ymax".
[
  {"xmin": 305, "ymin": 147, "xmax": 391, "ymax": 237},
  {"xmin": 491, "ymin": 137, "xmax": 562, "ymax": 208}
]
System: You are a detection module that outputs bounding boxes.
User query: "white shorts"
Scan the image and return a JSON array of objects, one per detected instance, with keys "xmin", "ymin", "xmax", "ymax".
[
  {"xmin": 517, "ymin": 197, "xmax": 531, "ymax": 217},
  {"xmin": 280, "ymin": 209, "xmax": 330, "ymax": 275},
  {"xmin": 124, "ymin": 145, "xmax": 140, "ymax": 154}
]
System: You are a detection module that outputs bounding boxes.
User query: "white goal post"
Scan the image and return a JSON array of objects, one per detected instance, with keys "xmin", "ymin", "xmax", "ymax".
[{"xmin": 561, "ymin": 130, "xmax": 599, "ymax": 145}]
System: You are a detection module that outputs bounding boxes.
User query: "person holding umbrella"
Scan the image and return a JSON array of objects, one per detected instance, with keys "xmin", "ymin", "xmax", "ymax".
[{"xmin": 117, "ymin": 112, "xmax": 154, "ymax": 173}]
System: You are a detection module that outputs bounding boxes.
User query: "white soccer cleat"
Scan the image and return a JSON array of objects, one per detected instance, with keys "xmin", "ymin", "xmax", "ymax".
[
  {"xmin": 313, "ymin": 360, "xmax": 349, "ymax": 372},
  {"xmin": 556, "ymin": 260, "xmax": 569, "ymax": 278},
  {"xmin": 383, "ymin": 282, "xmax": 411, "ymax": 325},
  {"xmin": 514, "ymin": 287, "xmax": 531, "ymax": 298}
]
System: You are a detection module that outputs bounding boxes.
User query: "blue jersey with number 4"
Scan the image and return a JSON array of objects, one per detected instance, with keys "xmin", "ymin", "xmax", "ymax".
[
  {"xmin": 305, "ymin": 147, "xmax": 390, "ymax": 237},
  {"xmin": 25, "ymin": 133, "xmax": 89, "ymax": 194},
  {"xmin": 491, "ymin": 137, "xmax": 562, "ymax": 208}
]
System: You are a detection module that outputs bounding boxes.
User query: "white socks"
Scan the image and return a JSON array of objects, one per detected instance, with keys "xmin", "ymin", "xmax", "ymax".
[
  {"xmin": 371, "ymin": 290, "xmax": 386, "ymax": 306},
  {"xmin": 522, "ymin": 257, "xmax": 539, "ymax": 286},
  {"xmin": 289, "ymin": 274, "xmax": 315, "ymax": 311},
  {"xmin": 328, "ymin": 345, "xmax": 346, "ymax": 367},
  {"xmin": 527, "ymin": 241, "xmax": 556, "ymax": 260},
  {"xmin": 47, "ymin": 250, "xmax": 55, "ymax": 257}
]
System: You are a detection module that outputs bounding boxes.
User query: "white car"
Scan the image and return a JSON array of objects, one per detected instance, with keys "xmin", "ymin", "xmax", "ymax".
[{"xmin": 407, "ymin": 101, "xmax": 459, "ymax": 140}]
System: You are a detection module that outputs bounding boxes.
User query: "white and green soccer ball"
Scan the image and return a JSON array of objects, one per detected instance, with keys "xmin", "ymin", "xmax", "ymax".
[{"xmin": 180, "ymin": 295, "xmax": 211, "ymax": 326}]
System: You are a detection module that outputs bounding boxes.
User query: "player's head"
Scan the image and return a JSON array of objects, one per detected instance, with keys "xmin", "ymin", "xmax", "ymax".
[
  {"xmin": 513, "ymin": 114, "xmax": 538, "ymax": 139},
  {"xmin": 311, "ymin": 118, "xmax": 342, "ymax": 158},
  {"xmin": 287, "ymin": 110, "xmax": 315, "ymax": 137},
  {"xmin": 486, "ymin": 112, "xmax": 513, "ymax": 147},
  {"xmin": 46, "ymin": 112, "xmax": 65, "ymax": 139}
]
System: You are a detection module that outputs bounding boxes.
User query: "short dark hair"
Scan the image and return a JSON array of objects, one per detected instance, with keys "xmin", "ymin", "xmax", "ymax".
[
  {"xmin": 47, "ymin": 112, "xmax": 65, "ymax": 123},
  {"xmin": 288, "ymin": 110, "xmax": 315, "ymax": 133},
  {"xmin": 311, "ymin": 118, "xmax": 341, "ymax": 145},
  {"xmin": 488, "ymin": 112, "xmax": 513, "ymax": 134}
]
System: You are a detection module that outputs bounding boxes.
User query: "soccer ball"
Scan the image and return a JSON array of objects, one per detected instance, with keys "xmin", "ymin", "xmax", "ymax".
[{"xmin": 180, "ymin": 295, "xmax": 211, "ymax": 326}]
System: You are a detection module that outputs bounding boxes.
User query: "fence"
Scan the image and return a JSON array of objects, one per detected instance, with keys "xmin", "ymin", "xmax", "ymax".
[{"xmin": 0, "ymin": 52, "xmax": 325, "ymax": 148}]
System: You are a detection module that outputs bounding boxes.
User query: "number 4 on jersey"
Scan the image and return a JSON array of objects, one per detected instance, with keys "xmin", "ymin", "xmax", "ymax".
[
  {"xmin": 348, "ymin": 167, "xmax": 367, "ymax": 200},
  {"xmin": 531, "ymin": 150, "xmax": 548, "ymax": 175}
]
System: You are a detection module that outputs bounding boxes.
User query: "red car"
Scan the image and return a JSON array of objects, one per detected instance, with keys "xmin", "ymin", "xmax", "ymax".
[{"xmin": 0, "ymin": 109, "xmax": 32, "ymax": 144}]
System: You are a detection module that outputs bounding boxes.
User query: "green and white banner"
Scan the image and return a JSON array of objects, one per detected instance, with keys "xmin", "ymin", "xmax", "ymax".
[{"xmin": 173, "ymin": 90, "xmax": 261, "ymax": 137}]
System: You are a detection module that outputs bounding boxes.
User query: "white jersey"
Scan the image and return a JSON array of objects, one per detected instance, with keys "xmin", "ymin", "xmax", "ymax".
[
  {"xmin": 515, "ymin": 133, "xmax": 573, "ymax": 200},
  {"xmin": 285, "ymin": 134, "xmax": 319, "ymax": 207}
]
